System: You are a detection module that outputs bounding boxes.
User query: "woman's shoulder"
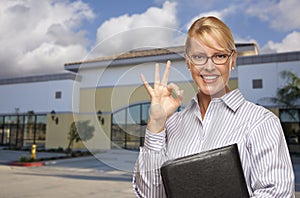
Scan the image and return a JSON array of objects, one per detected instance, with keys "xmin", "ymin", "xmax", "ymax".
[
  {"xmin": 229, "ymin": 89, "xmax": 275, "ymax": 117},
  {"xmin": 240, "ymin": 99, "xmax": 279, "ymax": 124}
]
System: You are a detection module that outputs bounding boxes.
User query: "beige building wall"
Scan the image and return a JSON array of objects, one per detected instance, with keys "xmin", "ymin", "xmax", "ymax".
[
  {"xmin": 46, "ymin": 113, "xmax": 74, "ymax": 149},
  {"xmin": 45, "ymin": 112, "xmax": 110, "ymax": 151},
  {"xmin": 45, "ymin": 78, "xmax": 239, "ymax": 150},
  {"xmin": 72, "ymin": 114, "xmax": 111, "ymax": 151}
]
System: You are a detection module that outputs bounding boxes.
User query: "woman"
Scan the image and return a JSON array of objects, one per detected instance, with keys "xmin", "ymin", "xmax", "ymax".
[{"xmin": 133, "ymin": 16, "xmax": 295, "ymax": 197}]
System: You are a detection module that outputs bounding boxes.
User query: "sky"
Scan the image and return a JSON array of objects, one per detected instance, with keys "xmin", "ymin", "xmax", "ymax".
[{"xmin": 1, "ymin": 0, "xmax": 300, "ymax": 78}]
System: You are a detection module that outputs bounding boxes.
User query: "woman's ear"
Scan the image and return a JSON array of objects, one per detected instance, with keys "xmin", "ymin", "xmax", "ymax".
[
  {"xmin": 184, "ymin": 53, "xmax": 191, "ymax": 70},
  {"xmin": 231, "ymin": 51, "xmax": 238, "ymax": 69}
]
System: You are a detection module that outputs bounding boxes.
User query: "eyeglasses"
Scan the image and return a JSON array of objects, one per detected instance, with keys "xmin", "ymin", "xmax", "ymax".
[{"xmin": 187, "ymin": 50, "xmax": 234, "ymax": 66}]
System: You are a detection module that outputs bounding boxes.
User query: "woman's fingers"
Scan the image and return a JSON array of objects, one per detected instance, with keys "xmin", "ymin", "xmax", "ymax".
[
  {"xmin": 161, "ymin": 60, "xmax": 171, "ymax": 86},
  {"xmin": 141, "ymin": 61, "xmax": 179, "ymax": 98},
  {"xmin": 140, "ymin": 74, "xmax": 153, "ymax": 95},
  {"xmin": 154, "ymin": 63, "xmax": 160, "ymax": 89},
  {"xmin": 167, "ymin": 83, "xmax": 184, "ymax": 100},
  {"xmin": 153, "ymin": 61, "xmax": 171, "ymax": 89}
]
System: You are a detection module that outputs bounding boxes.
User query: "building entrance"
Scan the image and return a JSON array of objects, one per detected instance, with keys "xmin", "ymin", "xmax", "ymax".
[{"xmin": 0, "ymin": 114, "xmax": 46, "ymax": 149}]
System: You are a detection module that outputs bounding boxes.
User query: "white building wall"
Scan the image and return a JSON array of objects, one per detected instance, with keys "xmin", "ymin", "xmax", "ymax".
[
  {"xmin": 79, "ymin": 60, "xmax": 193, "ymax": 89},
  {"xmin": 238, "ymin": 60, "xmax": 300, "ymax": 104},
  {"xmin": 0, "ymin": 79, "xmax": 79, "ymax": 114}
]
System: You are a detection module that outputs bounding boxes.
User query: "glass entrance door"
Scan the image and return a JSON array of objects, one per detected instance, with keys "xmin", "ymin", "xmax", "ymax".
[{"xmin": 2, "ymin": 126, "xmax": 10, "ymax": 145}]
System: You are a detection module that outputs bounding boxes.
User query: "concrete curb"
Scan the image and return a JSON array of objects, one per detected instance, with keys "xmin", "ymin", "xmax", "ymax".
[{"xmin": 8, "ymin": 161, "xmax": 45, "ymax": 167}]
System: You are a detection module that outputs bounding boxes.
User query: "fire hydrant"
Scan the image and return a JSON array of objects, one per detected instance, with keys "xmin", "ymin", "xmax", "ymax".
[{"xmin": 30, "ymin": 144, "xmax": 36, "ymax": 160}]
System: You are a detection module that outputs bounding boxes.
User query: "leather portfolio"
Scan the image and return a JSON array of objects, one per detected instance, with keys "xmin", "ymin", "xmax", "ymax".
[{"xmin": 160, "ymin": 144, "xmax": 249, "ymax": 198}]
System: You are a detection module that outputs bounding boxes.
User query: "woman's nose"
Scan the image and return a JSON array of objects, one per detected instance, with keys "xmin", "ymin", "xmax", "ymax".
[{"xmin": 204, "ymin": 58, "xmax": 216, "ymax": 71}]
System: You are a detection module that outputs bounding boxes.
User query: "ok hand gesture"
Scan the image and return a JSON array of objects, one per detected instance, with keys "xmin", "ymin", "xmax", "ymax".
[{"xmin": 141, "ymin": 60, "xmax": 184, "ymax": 133}]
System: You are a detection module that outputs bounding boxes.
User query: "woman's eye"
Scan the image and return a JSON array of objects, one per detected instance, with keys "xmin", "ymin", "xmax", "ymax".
[
  {"xmin": 192, "ymin": 55, "xmax": 206, "ymax": 60},
  {"xmin": 215, "ymin": 54, "xmax": 228, "ymax": 59}
]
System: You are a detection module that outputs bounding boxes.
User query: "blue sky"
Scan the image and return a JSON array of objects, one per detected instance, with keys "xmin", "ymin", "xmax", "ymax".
[
  {"xmin": 0, "ymin": 0, "xmax": 300, "ymax": 77},
  {"xmin": 80, "ymin": 0, "xmax": 300, "ymax": 52}
]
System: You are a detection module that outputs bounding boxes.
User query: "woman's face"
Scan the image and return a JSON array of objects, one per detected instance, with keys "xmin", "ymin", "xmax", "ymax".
[{"xmin": 186, "ymin": 35, "xmax": 237, "ymax": 98}]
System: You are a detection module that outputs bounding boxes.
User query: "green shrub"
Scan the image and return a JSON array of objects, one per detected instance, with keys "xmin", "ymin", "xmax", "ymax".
[{"xmin": 19, "ymin": 156, "xmax": 35, "ymax": 162}]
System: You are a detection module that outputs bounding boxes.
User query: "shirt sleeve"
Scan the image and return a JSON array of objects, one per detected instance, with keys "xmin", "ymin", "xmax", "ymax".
[
  {"xmin": 248, "ymin": 115, "xmax": 295, "ymax": 197},
  {"xmin": 132, "ymin": 129, "xmax": 168, "ymax": 198}
]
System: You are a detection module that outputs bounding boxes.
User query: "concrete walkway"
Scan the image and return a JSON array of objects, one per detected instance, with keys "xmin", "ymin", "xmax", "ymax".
[
  {"xmin": 0, "ymin": 147, "xmax": 138, "ymax": 198},
  {"xmin": 0, "ymin": 147, "xmax": 139, "ymax": 172},
  {"xmin": 1, "ymin": 147, "xmax": 300, "ymax": 197}
]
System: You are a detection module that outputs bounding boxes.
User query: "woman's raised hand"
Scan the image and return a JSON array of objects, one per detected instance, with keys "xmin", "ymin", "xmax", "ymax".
[{"xmin": 141, "ymin": 60, "xmax": 184, "ymax": 133}]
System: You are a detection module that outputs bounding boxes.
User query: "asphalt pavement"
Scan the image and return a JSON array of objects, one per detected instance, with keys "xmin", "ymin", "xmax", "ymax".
[
  {"xmin": 0, "ymin": 147, "xmax": 139, "ymax": 198},
  {"xmin": 1, "ymin": 147, "xmax": 300, "ymax": 197}
]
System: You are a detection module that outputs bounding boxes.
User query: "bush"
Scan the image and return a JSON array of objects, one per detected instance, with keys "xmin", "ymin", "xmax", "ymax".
[{"xmin": 19, "ymin": 156, "xmax": 35, "ymax": 162}]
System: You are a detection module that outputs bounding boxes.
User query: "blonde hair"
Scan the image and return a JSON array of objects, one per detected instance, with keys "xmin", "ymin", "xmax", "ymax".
[{"xmin": 185, "ymin": 16, "xmax": 236, "ymax": 54}]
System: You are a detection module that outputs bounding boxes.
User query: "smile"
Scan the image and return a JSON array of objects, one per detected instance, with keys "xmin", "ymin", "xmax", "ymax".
[{"xmin": 201, "ymin": 75, "xmax": 219, "ymax": 83}]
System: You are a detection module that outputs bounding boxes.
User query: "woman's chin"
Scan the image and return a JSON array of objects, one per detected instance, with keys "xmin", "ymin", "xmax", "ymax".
[{"xmin": 198, "ymin": 85, "xmax": 227, "ymax": 97}]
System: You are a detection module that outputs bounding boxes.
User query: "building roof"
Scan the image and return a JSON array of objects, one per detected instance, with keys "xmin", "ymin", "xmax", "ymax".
[
  {"xmin": 65, "ymin": 43, "xmax": 258, "ymax": 66},
  {"xmin": 0, "ymin": 72, "xmax": 80, "ymax": 85},
  {"xmin": 65, "ymin": 46, "xmax": 184, "ymax": 67},
  {"xmin": 237, "ymin": 51, "xmax": 300, "ymax": 65}
]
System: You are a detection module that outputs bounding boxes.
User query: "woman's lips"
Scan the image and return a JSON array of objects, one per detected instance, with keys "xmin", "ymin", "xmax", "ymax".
[{"xmin": 201, "ymin": 75, "xmax": 219, "ymax": 83}]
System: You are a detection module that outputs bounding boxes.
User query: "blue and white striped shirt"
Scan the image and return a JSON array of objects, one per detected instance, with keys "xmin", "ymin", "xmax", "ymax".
[{"xmin": 133, "ymin": 89, "xmax": 295, "ymax": 197}]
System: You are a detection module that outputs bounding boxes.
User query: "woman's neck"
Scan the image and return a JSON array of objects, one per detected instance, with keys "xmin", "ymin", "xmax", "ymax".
[
  {"xmin": 197, "ymin": 86, "xmax": 230, "ymax": 119},
  {"xmin": 197, "ymin": 93, "xmax": 211, "ymax": 120}
]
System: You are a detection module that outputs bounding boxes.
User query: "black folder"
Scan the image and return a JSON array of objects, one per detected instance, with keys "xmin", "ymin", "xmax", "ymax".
[{"xmin": 160, "ymin": 144, "xmax": 249, "ymax": 198}]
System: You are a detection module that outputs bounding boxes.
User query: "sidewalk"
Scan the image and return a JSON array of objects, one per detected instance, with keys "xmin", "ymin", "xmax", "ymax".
[
  {"xmin": 0, "ymin": 146, "xmax": 139, "ymax": 172},
  {"xmin": 1, "ymin": 147, "xmax": 300, "ymax": 197},
  {"xmin": 0, "ymin": 147, "xmax": 68, "ymax": 165}
]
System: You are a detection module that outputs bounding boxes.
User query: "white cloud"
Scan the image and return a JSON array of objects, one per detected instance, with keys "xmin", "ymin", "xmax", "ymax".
[
  {"xmin": 18, "ymin": 43, "xmax": 87, "ymax": 73},
  {"xmin": 0, "ymin": 0, "xmax": 94, "ymax": 78},
  {"xmin": 184, "ymin": 6, "xmax": 237, "ymax": 31},
  {"xmin": 261, "ymin": 31, "xmax": 300, "ymax": 53},
  {"xmin": 246, "ymin": 0, "xmax": 300, "ymax": 31},
  {"xmin": 91, "ymin": 1, "xmax": 184, "ymax": 57}
]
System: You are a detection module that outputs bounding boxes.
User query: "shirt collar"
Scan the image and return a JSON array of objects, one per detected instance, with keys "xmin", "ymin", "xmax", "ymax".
[
  {"xmin": 191, "ymin": 89, "xmax": 245, "ymax": 113},
  {"xmin": 221, "ymin": 89, "xmax": 245, "ymax": 112}
]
